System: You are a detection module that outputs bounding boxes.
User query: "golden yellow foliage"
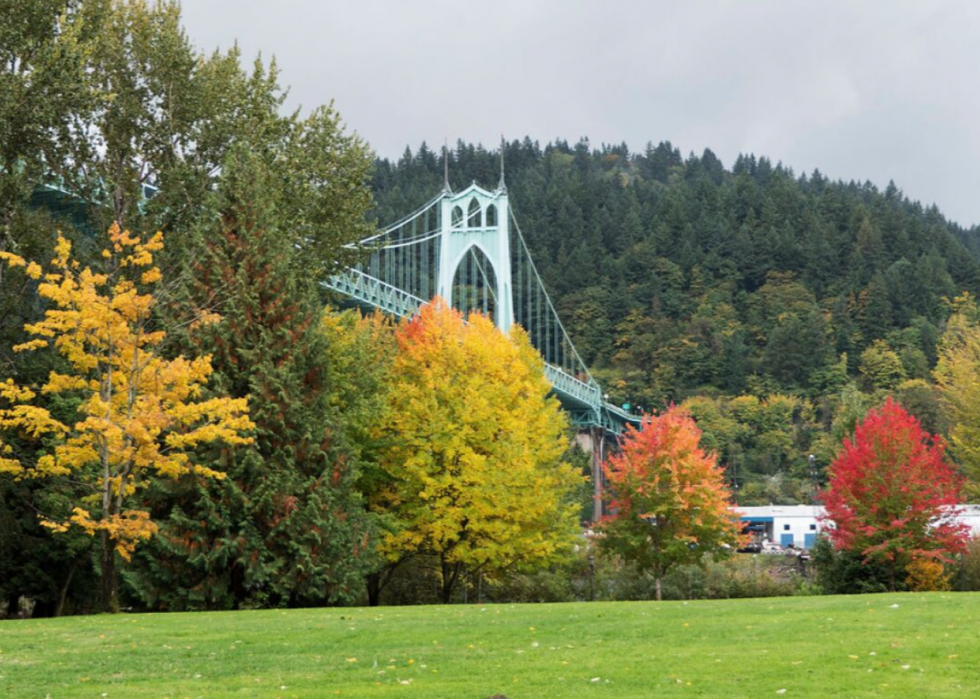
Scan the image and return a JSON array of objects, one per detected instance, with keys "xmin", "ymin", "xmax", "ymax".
[
  {"xmin": 935, "ymin": 293, "xmax": 980, "ymax": 498},
  {"xmin": 905, "ymin": 557, "xmax": 952, "ymax": 592},
  {"xmin": 0, "ymin": 225, "xmax": 253, "ymax": 556},
  {"xmin": 377, "ymin": 299, "xmax": 580, "ymax": 598}
]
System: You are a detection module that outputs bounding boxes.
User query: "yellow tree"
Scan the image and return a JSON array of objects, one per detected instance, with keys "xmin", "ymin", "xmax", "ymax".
[
  {"xmin": 378, "ymin": 299, "xmax": 581, "ymax": 603},
  {"xmin": 0, "ymin": 226, "xmax": 252, "ymax": 609},
  {"xmin": 935, "ymin": 293, "xmax": 980, "ymax": 498}
]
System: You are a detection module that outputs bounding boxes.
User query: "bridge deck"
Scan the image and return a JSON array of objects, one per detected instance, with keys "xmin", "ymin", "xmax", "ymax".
[{"xmin": 325, "ymin": 270, "xmax": 640, "ymax": 435}]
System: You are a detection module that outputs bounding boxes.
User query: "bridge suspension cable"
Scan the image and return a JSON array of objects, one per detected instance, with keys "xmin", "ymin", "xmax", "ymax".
[
  {"xmin": 353, "ymin": 195, "xmax": 443, "ymax": 302},
  {"xmin": 509, "ymin": 208, "xmax": 597, "ymax": 389}
]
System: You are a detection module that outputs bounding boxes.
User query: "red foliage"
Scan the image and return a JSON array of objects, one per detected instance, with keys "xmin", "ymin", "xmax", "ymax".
[{"xmin": 822, "ymin": 398, "xmax": 969, "ymax": 566}]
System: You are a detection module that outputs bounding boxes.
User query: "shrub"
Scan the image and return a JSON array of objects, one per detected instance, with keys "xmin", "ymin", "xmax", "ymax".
[
  {"xmin": 811, "ymin": 537, "xmax": 895, "ymax": 594},
  {"xmin": 905, "ymin": 558, "xmax": 951, "ymax": 592},
  {"xmin": 608, "ymin": 554, "xmax": 804, "ymax": 601},
  {"xmin": 954, "ymin": 538, "xmax": 980, "ymax": 591}
]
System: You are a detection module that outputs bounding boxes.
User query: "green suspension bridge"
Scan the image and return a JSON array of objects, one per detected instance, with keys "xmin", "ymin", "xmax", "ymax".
[
  {"xmin": 325, "ymin": 165, "xmax": 640, "ymax": 441},
  {"xmin": 31, "ymin": 159, "xmax": 637, "ymax": 518},
  {"xmin": 31, "ymin": 169, "xmax": 638, "ymax": 438}
]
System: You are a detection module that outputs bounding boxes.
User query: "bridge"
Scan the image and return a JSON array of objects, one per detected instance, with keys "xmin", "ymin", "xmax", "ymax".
[
  {"xmin": 30, "ymin": 168, "xmax": 637, "ymax": 437},
  {"xmin": 324, "ymin": 159, "xmax": 640, "ymax": 445},
  {"xmin": 30, "ymin": 160, "xmax": 638, "ymax": 519}
]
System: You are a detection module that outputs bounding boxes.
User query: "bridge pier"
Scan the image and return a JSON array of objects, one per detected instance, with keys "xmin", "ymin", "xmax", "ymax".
[{"xmin": 575, "ymin": 427, "xmax": 607, "ymax": 524}]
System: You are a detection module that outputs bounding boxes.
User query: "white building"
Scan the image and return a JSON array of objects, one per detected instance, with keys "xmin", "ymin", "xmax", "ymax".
[
  {"xmin": 737, "ymin": 505, "xmax": 824, "ymax": 550},
  {"xmin": 735, "ymin": 504, "xmax": 980, "ymax": 551},
  {"xmin": 956, "ymin": 505, "xmax": 980, "ymax": 535}
]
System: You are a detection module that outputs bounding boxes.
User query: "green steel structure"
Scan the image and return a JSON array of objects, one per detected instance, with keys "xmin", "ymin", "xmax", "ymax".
[
  {"xmin": 27, "ymin": 172, "xmax": 638, "ymax": 438},
  {"xmin": 325, "ymin": 176, "xmax": 639, "ymax": 437}
]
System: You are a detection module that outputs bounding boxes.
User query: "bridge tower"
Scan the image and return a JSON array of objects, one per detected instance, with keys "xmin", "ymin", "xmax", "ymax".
[{"xmin": 436, "ymin": 172, "xmax": 514, "ymax": 332}]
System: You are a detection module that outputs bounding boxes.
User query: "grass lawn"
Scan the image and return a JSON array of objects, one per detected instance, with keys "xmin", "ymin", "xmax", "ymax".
[{"xmin": 1, "ymin": 593, "xmax": 978, "ymax": 698}]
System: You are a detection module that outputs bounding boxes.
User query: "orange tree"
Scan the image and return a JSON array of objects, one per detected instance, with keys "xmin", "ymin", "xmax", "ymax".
[
  {"xmin": 376, "ymin": 299, "xmax": 581, "ymax": 603},
  {"xmin": 822, "ymin": 397, "xmax": 968, "ymax": 590},
  {"xmin": 599, "ymin": 405, "xmax": 742, "ymax": 600},
  {"xmin": 0, "ymin": 226, "xmax": 252, "ymax": 609}
]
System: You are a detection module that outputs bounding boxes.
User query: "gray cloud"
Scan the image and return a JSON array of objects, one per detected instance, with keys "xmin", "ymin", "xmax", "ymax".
[{"xmin": 180, "ymin": 0, "xmax": 980, "ymax": 226}]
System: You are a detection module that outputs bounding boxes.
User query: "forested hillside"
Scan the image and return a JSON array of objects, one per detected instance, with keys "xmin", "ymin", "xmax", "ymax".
[{"xmin": 372, "ymin": 140, "xmax": 980, "ymax": 503}]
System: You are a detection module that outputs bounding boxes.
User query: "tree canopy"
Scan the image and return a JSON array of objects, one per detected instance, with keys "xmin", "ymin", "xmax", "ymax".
[
  {"xmin": 599, "ymin": 405, "xmax": 742, "ymax": 600},
  {"xmin": 375, "ymin": 300, "xmax": 581, "ymax": 603},
  {"xmin": 822, "ymin": 398, "xmax": 968, "ymax": 590}
]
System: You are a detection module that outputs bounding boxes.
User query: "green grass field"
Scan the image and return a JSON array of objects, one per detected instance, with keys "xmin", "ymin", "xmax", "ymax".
[{"xmin": 1, "ymin": 593, "xmax": 978, "ymax": 698}]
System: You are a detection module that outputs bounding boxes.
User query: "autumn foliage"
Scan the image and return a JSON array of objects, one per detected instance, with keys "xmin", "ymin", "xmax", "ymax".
[
  {"xmin": 0, "ymin": 226, "xmax": 253, "ymax": 608},
  {"xmin": 822, "ymin": 398, "xmax": 967, "ymax": 586},
  {"xmin": 599, "ymin": 405, "xmax": 742, "ymax": 600},
  {"xmin": 376, "ymin": 299, "xmax": 581, "ymax": 603},
  {"xmin": 935, "ymin": 292, "xmax": 980, "ymax": 498}
]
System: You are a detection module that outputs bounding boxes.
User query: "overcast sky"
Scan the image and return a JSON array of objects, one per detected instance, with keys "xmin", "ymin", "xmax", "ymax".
[{"xmin": 180, "ymin": 1, "xmax": 980, "ymax": 227}]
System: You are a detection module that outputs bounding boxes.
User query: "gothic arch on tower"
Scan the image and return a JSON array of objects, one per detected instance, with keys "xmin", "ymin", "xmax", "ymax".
[
  {"xmin": 467, "ymin": 198, "xmax": 482, "ymax": 228},
  {"xmin": 485, "ymin": 203, "xmax": 497, "ymax": 227},
  {"xmin": 451, "ymin": 244, "xmax": 498, "ymax": 321}
]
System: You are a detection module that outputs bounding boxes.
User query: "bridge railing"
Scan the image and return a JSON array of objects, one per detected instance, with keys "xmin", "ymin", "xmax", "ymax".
[
  {"xmin": 543, "ymin": 364, "xmax": 602, "ymax": 408},
  {"xmin": 325, "ymin": 268, "xmax": 424, "ymax": 319},
  {"xmin": 602, "ymin": 403, "xmax": 642, "ymax": 433}
]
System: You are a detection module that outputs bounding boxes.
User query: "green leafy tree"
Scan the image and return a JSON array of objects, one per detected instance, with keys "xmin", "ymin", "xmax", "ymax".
[
  {"xmin": 935, "ymin": 294, "xmax": 980, "ymax": 498},
  {"xmin": 321, "ymin": 308, "xmax": 397, "ymax": 605},
  {"xmin": 859, "ymin": 340, "xmax": 906, "ymax": 391}
]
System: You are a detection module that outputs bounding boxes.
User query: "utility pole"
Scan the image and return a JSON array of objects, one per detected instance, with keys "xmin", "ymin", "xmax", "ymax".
[
  {"xmin": 732, "ymin": 453, "xmax": 739, "ymax": 505},
  {"xmin": 588, "ymin": 548, "xmax": 595, "ymax": 602},
  {"xmin": 809, "ymin": 454, "xmax": 818, "ymax": 505}
]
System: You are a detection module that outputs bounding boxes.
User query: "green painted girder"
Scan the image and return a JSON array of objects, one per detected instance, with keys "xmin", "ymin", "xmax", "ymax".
[
  {"xmin": 324, "ymin": 269, "xmax": 641, "ymax": 436},
  {"xmin": 325, "ymin": 268, "xmax": 423, "ymax": 319}
]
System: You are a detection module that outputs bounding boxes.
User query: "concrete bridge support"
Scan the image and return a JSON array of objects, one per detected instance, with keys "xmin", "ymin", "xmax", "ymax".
[{"xmin": 575, "ymin": 427, "xmax": 607, "ymax": 524}]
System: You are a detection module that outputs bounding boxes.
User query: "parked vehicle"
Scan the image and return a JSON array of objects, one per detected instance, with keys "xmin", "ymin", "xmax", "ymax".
[{"xmin": 761, "ymin": 541, "xmax": 783, "ymax": 554}]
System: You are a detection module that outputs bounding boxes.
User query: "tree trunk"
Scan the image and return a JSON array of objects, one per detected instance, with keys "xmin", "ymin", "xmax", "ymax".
[
  {"xmin": 366, "ymin": 572, "xmax": 382, "ymax": 607},
  {"xmin": 440, "ymin": 557, "xmax": 461, "ymax": 604},
  {"xmin": 655, "ymin": 576, "xmax": 663, "ymax": 602},
  {"xmin": 100, "ymin": 531, "xmax": 118, "ymax": 612},
  {"xmin": 55, "ymin": 558, "xmax": 79, "ymax": 617}
]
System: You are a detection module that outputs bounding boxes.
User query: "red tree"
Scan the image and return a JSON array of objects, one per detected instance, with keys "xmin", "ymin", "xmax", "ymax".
[
  {"xmin": 599, "ymin": 405, "xmax": 742, "ymax": 600},
  {"xmin": 822, "ymin": 398, "xmax": 968, "ymax": 588}
]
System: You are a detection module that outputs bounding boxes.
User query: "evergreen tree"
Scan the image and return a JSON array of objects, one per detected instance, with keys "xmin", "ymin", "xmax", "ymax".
[{"xmin": 130, "ymin": 148, "xmax": 374, "ymax": 609}]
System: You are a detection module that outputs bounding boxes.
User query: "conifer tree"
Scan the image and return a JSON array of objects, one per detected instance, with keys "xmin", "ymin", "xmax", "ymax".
[{"xmin": 131, "ymin": 148, "xmax": 373, "ymax": 609}]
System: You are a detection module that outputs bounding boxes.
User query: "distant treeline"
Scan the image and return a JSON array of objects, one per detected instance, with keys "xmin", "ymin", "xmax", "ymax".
[{"xmin": 372, "ymin": 139, "xmax": 980, "ymax": 502}]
